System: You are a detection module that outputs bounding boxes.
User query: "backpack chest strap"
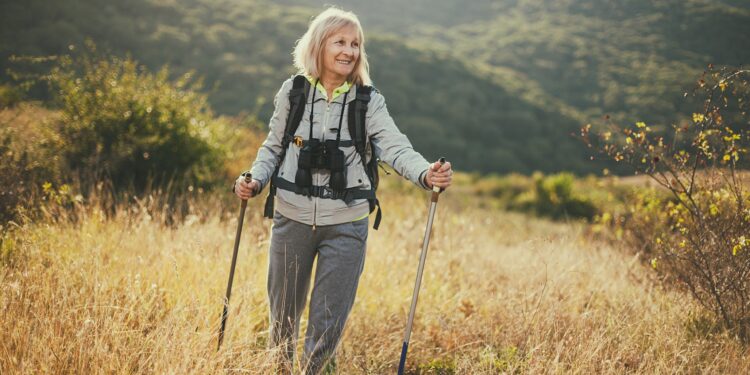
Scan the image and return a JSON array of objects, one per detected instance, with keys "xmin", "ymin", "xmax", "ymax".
[{"xmin": 272, "ymin": 175, "xmax": 375, "ymax": 203}]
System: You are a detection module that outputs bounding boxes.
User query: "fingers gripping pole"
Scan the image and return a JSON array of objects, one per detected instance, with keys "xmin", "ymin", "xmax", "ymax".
[
  {"xmin": 398, "ymin": 158, "xmax": 445, "ymax": 374},
  {"xmin": 218, "ymin": 173, "xmax": 253, "ymax": 350}
]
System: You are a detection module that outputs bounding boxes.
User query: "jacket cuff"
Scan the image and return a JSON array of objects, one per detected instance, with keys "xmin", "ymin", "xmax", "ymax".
[{"xmin": 418, "ymin": 168, "xmax": 430, "ymax": 190}]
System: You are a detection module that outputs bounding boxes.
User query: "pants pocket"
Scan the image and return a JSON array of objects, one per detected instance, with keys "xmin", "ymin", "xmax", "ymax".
[{"xmin": 349, "ymin": 217, "xmax": 369, "ymax": 243}]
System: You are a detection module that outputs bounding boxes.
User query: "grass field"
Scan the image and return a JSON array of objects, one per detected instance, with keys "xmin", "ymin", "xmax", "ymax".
[{"xmin": 1, "ymin": 183, "xmax": 749, "ymax": 374}]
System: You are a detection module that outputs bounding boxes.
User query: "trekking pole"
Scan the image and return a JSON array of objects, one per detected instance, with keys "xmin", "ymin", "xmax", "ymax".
[
  {"xmin": 217, "ymin": 173, "xmax": 253, "ymax": 350},
  {"xmin": 398, "ymin": 158, "xmax": 446, "ymax": 375}
]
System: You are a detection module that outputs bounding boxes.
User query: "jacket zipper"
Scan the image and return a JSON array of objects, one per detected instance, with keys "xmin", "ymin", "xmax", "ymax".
[{"xmin": 313, "ymin": 101, "xmax": 332, "ymax": 231}]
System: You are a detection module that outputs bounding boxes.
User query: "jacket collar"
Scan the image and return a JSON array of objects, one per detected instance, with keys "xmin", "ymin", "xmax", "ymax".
[{"xmin": 305, "ymin": 76, "xmax": 357, "ymax": 105}]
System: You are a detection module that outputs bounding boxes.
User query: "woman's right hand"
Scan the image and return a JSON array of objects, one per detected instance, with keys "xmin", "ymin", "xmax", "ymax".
[{"xmin": 234, "ymin": 176, "xmax": 260, "ymax": 200}]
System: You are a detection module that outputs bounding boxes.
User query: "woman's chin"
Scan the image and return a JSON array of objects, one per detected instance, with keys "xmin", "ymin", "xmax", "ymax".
[{"xmin": 332, "ymin": 68, "xmax": 353, "ymax": 79}]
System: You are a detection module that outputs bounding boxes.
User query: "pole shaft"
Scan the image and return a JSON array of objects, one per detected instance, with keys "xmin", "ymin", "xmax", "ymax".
[
  {"xmin": 403, "ymin": 199, "xmax": 437, "ymax": 341},
  {"xmin": 218, "ymin": 174, "xmax": 253, "ymax": 350},
  {"xmin": 399, "ymin": 191, "xmax": 440, "ymax": 373}
]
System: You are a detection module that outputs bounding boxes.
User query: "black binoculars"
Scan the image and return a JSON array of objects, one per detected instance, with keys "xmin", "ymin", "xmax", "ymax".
[{"xmin": 296, "ymin": 139, "xmax": 347, "ymax": 191}]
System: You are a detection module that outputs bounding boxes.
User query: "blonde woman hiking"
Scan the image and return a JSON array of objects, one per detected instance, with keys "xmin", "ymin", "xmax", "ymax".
[{"xmin": 233, "ymin": 7, "xmax": 453, "ymax": 374}]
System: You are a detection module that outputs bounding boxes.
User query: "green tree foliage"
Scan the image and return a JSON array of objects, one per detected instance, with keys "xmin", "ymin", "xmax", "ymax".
[
  {"xmin": 47, "ymin": 44, "xmax": 227, "ymax": 192},
  {"xmin": 368, "ymin": 39, "xmax": 602, "ymax": 174},
  {"xmin": 0, "ymin": 84, "xmax": 23, "ymax": 108},
  {"xmin": 2, "ymin": 0, "xmax": 748, "ymax": 175},
  {"xmin": 583, "ymin": 66, "xmax": 750, "ymax": 341}
]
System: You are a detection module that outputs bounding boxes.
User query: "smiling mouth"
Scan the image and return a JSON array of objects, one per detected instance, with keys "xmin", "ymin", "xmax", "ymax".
[{"xmin": 336, "ymin": 59, "xmax": 352, "ymax": 65}]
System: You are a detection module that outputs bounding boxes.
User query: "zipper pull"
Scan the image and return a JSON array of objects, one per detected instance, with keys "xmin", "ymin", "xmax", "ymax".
[{"xmin": 312, "ymin": 223, "xmax": 317, "ymax": 231}]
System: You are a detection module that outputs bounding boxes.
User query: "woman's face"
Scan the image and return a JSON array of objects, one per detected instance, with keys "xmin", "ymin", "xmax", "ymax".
[{"xmin": 321, "ymin": 25, "xmax": 360, "ymax": 83}]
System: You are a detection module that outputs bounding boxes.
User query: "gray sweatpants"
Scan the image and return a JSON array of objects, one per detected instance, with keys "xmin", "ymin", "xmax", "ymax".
[{"xmin": 268, "ymin": 212, "xmax": 368, "ymax": 374}]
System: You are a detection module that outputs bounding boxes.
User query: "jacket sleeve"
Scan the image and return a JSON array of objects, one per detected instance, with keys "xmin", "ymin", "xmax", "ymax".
[
  {"xmin": 249, "ymin": 78, "xmax": 293, "ymax": 192},
  {"xmin": 367, "ymin": 90, "xmax": 431, "ymax": 190}
]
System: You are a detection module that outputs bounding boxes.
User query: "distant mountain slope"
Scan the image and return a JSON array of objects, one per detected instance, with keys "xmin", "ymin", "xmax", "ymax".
[
  {"xmin": 367, "ymin": 38, "xmax": 599, "ymax": 173},
  {"xmin": 282, "ymin": 0, "xmax": 750, "ymax": 125},
  {"xmin": 2, "ymin": 0, "xmax": 747, "ymax": 174}
]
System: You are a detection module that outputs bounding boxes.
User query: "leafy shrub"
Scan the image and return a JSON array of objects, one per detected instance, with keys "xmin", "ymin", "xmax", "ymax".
[
  {"xmin": 0, "ymin": 103, "xmax": 62, "ymax": 225},
  {"xmin": 46, "ymin": 42, "xmax": 228, "ymax": 193},
  {"xmin": 510, "ymin": 172, "xmax": 598, "ymax": 220},
  {"xmin": 582, "ymin": 66, "xmax": 750, "ymax": 341},
  {"xmin": 0, "ymin": 84, "xmax": 23, "ymax": 108},
  {"xmin": 0, "ymin": 134, "xmax": 47, "ymax": 224}
]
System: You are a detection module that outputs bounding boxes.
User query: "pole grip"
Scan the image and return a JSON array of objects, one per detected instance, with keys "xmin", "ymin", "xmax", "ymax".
[
  {"xmin": 242, "ymin": 172, "xmax": 253, "ymax": 199},
  {"xmin": 431, "ymin": 157, "xmax": 446, "ymax": 197}
]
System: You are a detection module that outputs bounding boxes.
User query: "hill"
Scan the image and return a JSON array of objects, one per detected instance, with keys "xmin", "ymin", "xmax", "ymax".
[{"xmin": 2, "ymin": 0, "xmax": 748, "ymax": 174}]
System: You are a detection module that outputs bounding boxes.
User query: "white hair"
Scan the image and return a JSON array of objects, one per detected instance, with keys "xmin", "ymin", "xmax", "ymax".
[{"xmin": 293, "ymin": 7, "xmax": 372, "ymax": 86}]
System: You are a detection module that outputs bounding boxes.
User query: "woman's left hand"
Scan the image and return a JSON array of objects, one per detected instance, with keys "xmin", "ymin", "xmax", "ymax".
[{"xmin": 424, "ymin": 160, "xmax": 453, "ymax": 190}]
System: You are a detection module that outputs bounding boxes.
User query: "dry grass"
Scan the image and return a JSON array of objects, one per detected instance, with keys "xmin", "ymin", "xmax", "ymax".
[{"xmin": 1, "ymin": 183, "xmax": 748, "ymax": 374}]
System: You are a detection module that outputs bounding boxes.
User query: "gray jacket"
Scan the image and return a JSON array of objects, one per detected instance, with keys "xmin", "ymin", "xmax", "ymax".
[{"xmin": 250, "ymin": 77, "xmax": 430, "ymax": 227}]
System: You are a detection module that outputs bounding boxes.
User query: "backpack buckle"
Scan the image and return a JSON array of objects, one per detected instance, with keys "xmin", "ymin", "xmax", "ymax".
[
  {"xmin": 321, "ymin": 186, "xmax": 333, "ymax": 199},
  {"xmin": 312, "ymin": 185, "xmax": 334, "ymax": 199}
]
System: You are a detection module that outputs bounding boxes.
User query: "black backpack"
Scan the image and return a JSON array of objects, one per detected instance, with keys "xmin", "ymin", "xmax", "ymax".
[{"xmin": 263, "ymin": 75, "xmax": 382, "ymax": 229}]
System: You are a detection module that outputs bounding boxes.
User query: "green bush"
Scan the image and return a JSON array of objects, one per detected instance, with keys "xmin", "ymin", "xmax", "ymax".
[
  {"xmin": 0, "ymin": 134, "xmax": 47, "ymax": 224},
  {"xmin": 510, "ymin": 172, "xmax": 598, "ymax": 220},
  {"xmin": 47, "ymin": 43, "xmax": 228, "ymax": 193},
  {"xmin": 0, "ymin": 84, "xmax": 23, "ymax": 108},
  {"xmin": 584, "ymin": 66, "xmax": 750, "ymax": 341}
]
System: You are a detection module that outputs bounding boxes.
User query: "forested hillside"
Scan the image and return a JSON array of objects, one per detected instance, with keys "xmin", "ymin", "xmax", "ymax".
[{"xmin": 2, "ymin": 0, "xmax": 748, "ymax": 174}]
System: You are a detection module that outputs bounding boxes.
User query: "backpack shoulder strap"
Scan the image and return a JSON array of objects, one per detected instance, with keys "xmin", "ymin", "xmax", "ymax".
[
  {"xmin": 348, "ymin": 84, "xmax": 373, "ymax": 159},
  {"xmin": 347, "ymin": 84, "xmax": 382, "ymax": 229},
  {"xmin": 285, "ymin": 75, "xmax": 310, "ymax": 142},
  {"xmin": 263, "ymin": 75, "xmax": 310, "ymax": 218}
]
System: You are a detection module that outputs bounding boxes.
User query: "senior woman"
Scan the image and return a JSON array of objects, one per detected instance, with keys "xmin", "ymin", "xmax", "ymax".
[{"xmin": 234, "ymin": 7, "xmax": 452, "ymax": 374}]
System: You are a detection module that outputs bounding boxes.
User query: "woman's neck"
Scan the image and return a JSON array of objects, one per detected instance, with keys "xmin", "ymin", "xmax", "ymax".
[{"xmin": 319, "ymin": 75, "xmax": 346, "ymax": 101}]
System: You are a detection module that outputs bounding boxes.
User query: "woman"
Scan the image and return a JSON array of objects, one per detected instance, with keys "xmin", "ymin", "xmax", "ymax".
[{"xmin": 234, "ymin": 7, "xmax": 453, "ymax": 374}]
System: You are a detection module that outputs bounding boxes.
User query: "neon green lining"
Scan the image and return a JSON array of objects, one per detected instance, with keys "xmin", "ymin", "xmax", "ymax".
[
  {"xmin": 305, "ymin": 75, "xmax": 351, "ymax": 101},
  {"xmin": 353, "ymin": 212, "xmax": 369, "ymax": 221}
]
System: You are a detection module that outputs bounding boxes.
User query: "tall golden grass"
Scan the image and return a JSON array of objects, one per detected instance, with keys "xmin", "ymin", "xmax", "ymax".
[{"xmin": 1, "ymin": 179, "xmax": 748, "ymax": 374}]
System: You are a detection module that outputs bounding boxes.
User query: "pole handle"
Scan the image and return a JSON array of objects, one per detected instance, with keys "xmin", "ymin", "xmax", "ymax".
[
  {"xmin": 242, "ymin": 172, "xmax": 253, "ymax": 199},
  {"xmin": 242, "ymin": 172, "xmax": 255, "ymax": 204},
  {"xmin": 431, "ymin": 157, "xmax": 446, "ymax": 198},
  {"xmin": 432, "ymin": 157, "xmax": 446, "ymax": 193}
]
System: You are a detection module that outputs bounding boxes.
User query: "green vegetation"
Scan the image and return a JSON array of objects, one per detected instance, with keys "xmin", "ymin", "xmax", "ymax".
[
  {"xmin": 459, "ymin": 172, "xmax": 603, "ymax": 221},
  {"xmin": 0, "ymin": 101, "xmax": 62, "ymax": 226},
  {"xmin": 48, "ymin": 45, "xmax": 227, "ymax": 191},
  {"xmin": 0, "ymin": 48, "xmax": 238, "ymax": 225},
  {"xmin": 414, "ymin": 3, "xmax": 745, "ymax": 126},
  {"xmin": 584, "ymin": 66, "xmax": 750, "ymax": 341},
  {"xmin": 3, "ymin": 0, "xmax": 748, "ymax": 174}
]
